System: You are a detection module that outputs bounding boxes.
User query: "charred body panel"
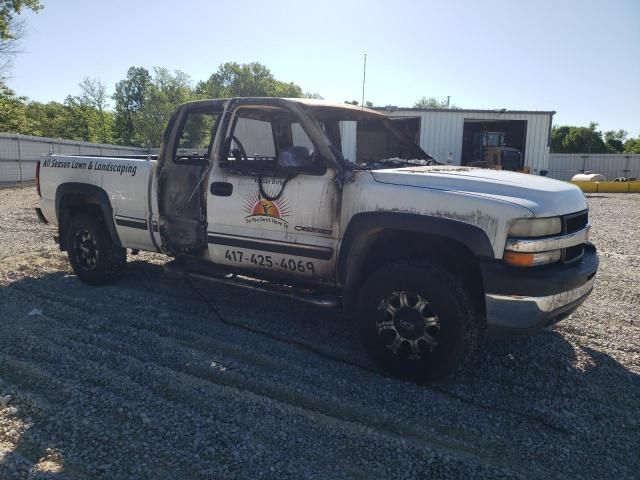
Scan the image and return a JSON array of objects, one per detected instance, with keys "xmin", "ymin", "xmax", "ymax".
[{"xmin": 155, "ymin": 100, "xmax": 227, "ymax": 255}]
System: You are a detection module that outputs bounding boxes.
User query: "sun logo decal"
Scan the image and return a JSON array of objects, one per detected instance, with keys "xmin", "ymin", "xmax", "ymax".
[
  {"xmin": 253, "ymin": 199, "xmax": 280, "ymax": 217},
  {"xmin": 243, "ymin": 189, "xmax": 291, "ymax": 228}
]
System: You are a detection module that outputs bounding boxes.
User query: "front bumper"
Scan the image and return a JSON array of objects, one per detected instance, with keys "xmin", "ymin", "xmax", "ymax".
[{"xmin": 481, "ymin": 243, "xmax": 598, "ymax": 339}]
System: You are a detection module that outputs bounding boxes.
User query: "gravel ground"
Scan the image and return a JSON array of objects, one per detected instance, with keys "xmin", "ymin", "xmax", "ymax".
[{"xmin": 0, "ymin": 187, "xmax": 638, "ymax": 479}]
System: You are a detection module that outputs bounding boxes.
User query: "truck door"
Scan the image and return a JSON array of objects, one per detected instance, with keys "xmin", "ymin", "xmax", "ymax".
[
  {"xmin": 205, "ymin": 103, "xmax": 340, "ymax": 283},
  {"xmin": 156, "ymin": 103, "xmax": 223, "ymax": 254}
]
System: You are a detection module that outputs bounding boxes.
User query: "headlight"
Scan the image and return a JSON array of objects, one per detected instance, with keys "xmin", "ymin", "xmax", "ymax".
[{"xmin": 509, "ymin": 217, "xmax": 561, "ymax": 237}]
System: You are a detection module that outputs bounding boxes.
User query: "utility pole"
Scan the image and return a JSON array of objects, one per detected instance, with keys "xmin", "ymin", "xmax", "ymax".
[{"xmin": 361, "ymin": 53, "xmax": 367, "ymax": 110}]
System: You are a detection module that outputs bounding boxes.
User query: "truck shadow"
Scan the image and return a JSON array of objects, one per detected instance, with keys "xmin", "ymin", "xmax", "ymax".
[{"xmin": 0, "ymin": 259, "xmax": 638, "ymax": 478}]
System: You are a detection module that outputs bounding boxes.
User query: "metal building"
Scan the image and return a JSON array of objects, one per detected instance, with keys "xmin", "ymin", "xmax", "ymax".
[{"xmin": 350, "ymin": 108, "xmax": 556, "ymax": 175}]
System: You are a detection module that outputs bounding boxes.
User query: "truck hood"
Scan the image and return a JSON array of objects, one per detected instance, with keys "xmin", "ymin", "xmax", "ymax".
[{"xmin": 369, "ymin": 165, "xmax": 587, "ymax": 217}]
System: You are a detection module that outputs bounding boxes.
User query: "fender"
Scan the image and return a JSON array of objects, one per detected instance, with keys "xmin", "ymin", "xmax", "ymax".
[
  {"xmin": 338, "ymin": 212, "xmax": 495, "ymax": 312},
  {"xmin": 55, "ymin": 182, "xmax": 121, "ymax": 248}
]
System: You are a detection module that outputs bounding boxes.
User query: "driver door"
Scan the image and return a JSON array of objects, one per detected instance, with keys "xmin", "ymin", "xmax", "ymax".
[
  {"xmin": 156, "ymin": 104, "xmax": 222, "ymax": 254},
  {"xmin": 206, "ymin": 106, "xmax": 340, "ymax": 283}
]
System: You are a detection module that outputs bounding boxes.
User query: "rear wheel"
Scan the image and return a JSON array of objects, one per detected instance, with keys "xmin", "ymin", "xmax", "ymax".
[
  {"xmin": 66, "ymin": 212, "xmax": 126, "ymax": 285},
  {"xmin": 356, "ymin": 260, "xmax": 481, "ymax": 382}
]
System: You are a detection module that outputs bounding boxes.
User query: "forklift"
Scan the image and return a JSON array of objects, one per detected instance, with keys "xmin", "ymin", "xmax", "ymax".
[{"xmin": 467, "ymin": 131, "xmax": 527, "ymax": 172}]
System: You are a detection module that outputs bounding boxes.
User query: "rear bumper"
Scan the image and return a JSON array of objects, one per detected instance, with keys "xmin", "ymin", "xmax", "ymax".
[{"xmin": 481, "ymin": 243, "xmax": 598, "ymax": 339}]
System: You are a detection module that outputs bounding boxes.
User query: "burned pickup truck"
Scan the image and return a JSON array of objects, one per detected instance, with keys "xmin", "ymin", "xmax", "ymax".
[{"xmin": 36, "ymin": 98, "xmax": 598, "ymax": 381}]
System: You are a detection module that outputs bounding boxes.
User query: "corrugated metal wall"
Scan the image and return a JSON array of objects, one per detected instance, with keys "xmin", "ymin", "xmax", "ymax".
[
  {"xmin": 0, "ymin": 133, "xmax": 149, "ymax": 184},
  {"xmin": 232, "ymin": 118, "xmax": 276, "ymax": 157},
  {"xmin": 339, "ymin": 121, "xmax": 357, "ymax": 162},
  {"xmin": 383, "ymin": 109, "xmax": 553, "ymax": 174},
  {"xmin": 231, "ymin": 119, "xmax": 316, "ymax": 156},
  {"xmin": 547, "ymin": 154, "xmax": 640, "ymax": 181}
]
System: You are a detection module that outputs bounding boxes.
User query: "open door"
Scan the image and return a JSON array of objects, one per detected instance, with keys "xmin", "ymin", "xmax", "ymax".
[{"xmin": 156, "ymin": 102, "xmax": 224, "ymax": 254}]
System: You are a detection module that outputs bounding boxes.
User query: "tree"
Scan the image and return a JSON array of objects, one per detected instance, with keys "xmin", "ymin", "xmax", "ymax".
[
  {"xmin": 0, "ymin": 19, "xmax": 22, "ymax": 77},
  {"xmin": 1, "ymin": 79, "xmax": 113, "ymax": 141},
  {"xmin": 0, "ymin": 1, "xmax": 43, "ymax": 77},
  {"xmin": 134, "ymin": 68, "xmax": 194, "ymax": 148},
  {"xmin": 62, "ymin": 94, "xmax": 103, "ymax": 142},
  {"xmin": 152, "ymin": 67, "xmax": 193, "ymax": 105},
  {"xmin": 79, "ymin": 77, "xmax": 111, "ymax": 143},
  {"xmin": 302, "ymin": 92, "xmax": 323, "ymax": 99},
  {"xmin": 24, "ymin": 100, "xmax": 67, "ymax": 137},
  {"xmin": 623, "ymin": 136, "xmax": 640, "ymax": 154},
  {"xmin": 196, "ymin": 62, "xmax": 303, "ymax": 98},
  {"xmin": 112, "ymin": 66, "xmax": 151, "ymax": 146},
  {"xmin": 550, "ymin": 123, "xmax": 638, "ymax": 154},
  {"xmin": 0, "ymin": 0, "xmax": 42, "ymax": 39},
  {"xmin": 51, "ymin": 78, "xmax": 115, "ymax": 143},
  {"xmin": 0, "ymin": 80, "xmax": 30, "ymax": 132},
  {"xmin": 413, "ymin": 96, "xmax": 453, "ymax": 109},
  {"xmin": 551, "ymin": 122, "xmax": 608, "ymax": 153},
  {"xmin": 603, "ymin": 129, "xmax": 627, "ymax": 153}
]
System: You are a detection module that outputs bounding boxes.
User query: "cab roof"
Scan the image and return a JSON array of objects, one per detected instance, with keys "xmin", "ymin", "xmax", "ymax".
[{"xmin": 180, "ymin": 97, "xmax": 384, "ymax": 118}]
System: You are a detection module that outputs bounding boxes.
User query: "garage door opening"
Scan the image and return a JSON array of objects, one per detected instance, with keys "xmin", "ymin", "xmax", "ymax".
[
  {"xmin": 461, "ymin": 119, "xmax": 527, "ymax": 171},
  {"xmin": 355, "ymin": 117, "xmax": 421, "ymax": 160},
  {"xmin": 388, "ymin": 117, "xmax": 421, "ymax": 144}
]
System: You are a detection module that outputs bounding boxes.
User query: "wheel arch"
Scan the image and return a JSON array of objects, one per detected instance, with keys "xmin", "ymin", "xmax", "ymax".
[
  {"xmin": 55, "ymin": 182, "xmax": 121, "ymax": 250},
  {"xmin": 338, "ymin": 212, "xmax": 495, "ymax": 316}
]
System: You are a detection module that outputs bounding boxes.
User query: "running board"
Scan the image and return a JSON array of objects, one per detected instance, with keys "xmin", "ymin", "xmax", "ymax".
[
  {"xmin": 164, "ymin": 262, "xmax": 339, "ymax": 308},
  {"xmin": 188, "ymin": 272, "xmax": 340, "ymax": 308}
]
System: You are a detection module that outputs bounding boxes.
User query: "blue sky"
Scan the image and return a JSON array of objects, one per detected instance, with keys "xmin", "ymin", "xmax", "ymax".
[{"xmin": 7, "ymin": 0, "xmax": 640, "ymax": 136}]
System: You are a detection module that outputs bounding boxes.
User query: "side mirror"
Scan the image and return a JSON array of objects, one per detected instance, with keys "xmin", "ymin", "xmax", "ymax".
[{"xmin": 277, "ymin": 146, "xmax": 312, "ymax": 169}]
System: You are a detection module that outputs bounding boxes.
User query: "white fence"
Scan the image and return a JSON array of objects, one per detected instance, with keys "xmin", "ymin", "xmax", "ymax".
[
  {"xmin": 0, "ymin": 133, "xmax": 150, "ymax": 185},
  {"xmin": 547, "ymin": 153, "xmax": 640, "ymax": 181}
]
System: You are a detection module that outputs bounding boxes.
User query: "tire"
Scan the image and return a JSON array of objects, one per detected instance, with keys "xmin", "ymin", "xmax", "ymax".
[
  {"xmin": 65, "ymin": 212, "xmax": 127, "ymax": 285},
  {"xmin": 356, "ymin": 260, "xmax": 481, "ymax": 382}
]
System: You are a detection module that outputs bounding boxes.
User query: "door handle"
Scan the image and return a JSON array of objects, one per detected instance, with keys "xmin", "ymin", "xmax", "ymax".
[{"xmin": 210, "ymin": 182, "xmax": 233, "ymax": 196}]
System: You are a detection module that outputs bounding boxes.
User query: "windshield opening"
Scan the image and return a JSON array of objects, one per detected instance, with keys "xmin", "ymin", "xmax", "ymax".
[
  {"xmin": 486, "ymin": 132, "xmax": 504, "ymax": 147},
  {"xmin": 304, "ymin": 107, "xmax": 434, "ymax": 168}
]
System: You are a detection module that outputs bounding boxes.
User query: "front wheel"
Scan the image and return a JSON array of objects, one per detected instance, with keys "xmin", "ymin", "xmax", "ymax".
[
  {"xmin": 66, "ymin": 212, "xmax": 127, "ymax": 285},
  {"xmin": 356, "ymin": 260, "xmax": 481, "ymax": 382}
]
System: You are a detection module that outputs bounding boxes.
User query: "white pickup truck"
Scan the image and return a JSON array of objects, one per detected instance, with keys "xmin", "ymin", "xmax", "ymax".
[{"xmin": 36, "ymin": 98, "xmax": 598, "ymax": 381}]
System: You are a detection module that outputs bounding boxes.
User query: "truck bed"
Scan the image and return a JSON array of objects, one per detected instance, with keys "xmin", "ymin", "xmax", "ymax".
[{"xmin": 39, "ymin": 154, "xmax": 158, "ymax": 251}]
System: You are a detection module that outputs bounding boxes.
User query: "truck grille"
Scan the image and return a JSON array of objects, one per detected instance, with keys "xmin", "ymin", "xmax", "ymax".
[
  {"xmin": 562, "ymin": 210, "xmax": 588, "ymax": 262},
  {"xmin": 564, "ymin": 210, "xmax": 588, "ymax": 235}
]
